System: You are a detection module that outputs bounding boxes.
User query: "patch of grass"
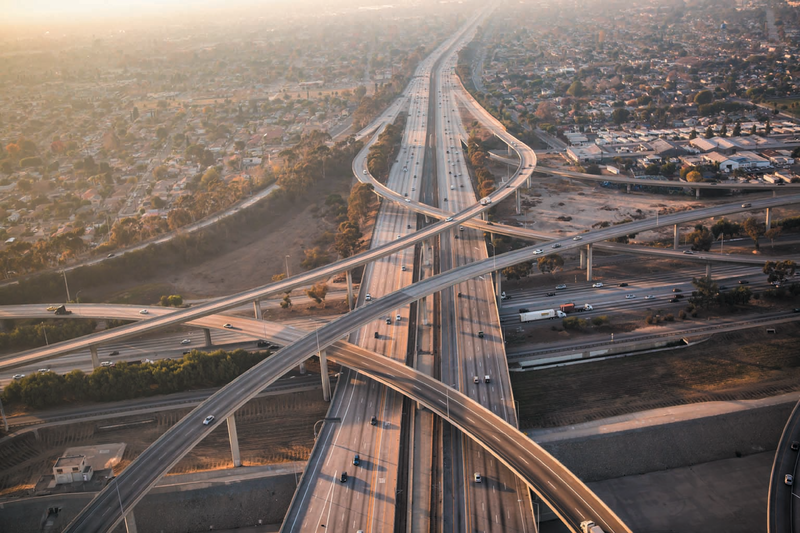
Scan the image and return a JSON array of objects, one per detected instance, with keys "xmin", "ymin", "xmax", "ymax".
[{"xmin": 106, "ymin": 283, "xmax": 173, "ymax": 305}]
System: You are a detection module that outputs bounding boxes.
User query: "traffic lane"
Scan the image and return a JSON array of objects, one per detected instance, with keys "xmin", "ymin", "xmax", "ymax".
[{"xmin": 768, "ymin": 398, "xmax": 800, "ymax": 533}]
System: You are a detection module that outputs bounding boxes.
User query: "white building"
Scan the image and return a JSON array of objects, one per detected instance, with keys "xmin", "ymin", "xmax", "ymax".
[{"xmin": 53, "ymin": 455, "xmax": 93, "ymax": 485}]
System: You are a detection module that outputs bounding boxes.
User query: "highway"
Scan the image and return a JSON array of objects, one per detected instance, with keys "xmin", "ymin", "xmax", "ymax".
[{"xmin": 768, "ymin": 397, "xmax": 800, "ymax": 533}]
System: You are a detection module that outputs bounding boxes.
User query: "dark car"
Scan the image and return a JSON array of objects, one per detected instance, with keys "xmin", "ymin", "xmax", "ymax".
[
  {"xmin": 477, "ymin": 331, "xmax": 485, "ymax": 338},
  {"xmin": 793, "ymin": 308, "xmax": 800, "ymax": 313},
  {"xmin": 545, "ymin": 292, "xmax": 556, "ymax": 297},
  {"xmin": 257, "ymin": 340, "xmax": 269, "ymax": 347},
  {"xmin": 370, "ymin": 416, "xmax": 377, "ymax": 426},
  {"xmin": 675, "ymin": 294, "xmax": 685, "ymax": 299},
  {"xmin": 374, "ymin": 331, "xmax": 379, "ymax": 339},
  {"xmin": 791, "ymin": 441, "xmax": 800, "ymax": 451},
  {"xmin": 669, "ymin": 298, "xmax": 680, "ymax": 303},
  {"xmin": 738, "ymin": 280, "xmax": 750, "ymax": 285},
  {"xmin": 353, "ymin": 455, "xmax": 360, "ymax": 466},
  {"xmin": 618, "ymin": 283, "xmax": 629, "ymax": 287},
  {"xmin": 340, "ymin": 472, "xmax": 348, "ymax": 483},
  {"xmin": 719, "ymin": 285, "xmax": 728, "ymax": 290},
  {"xmin": 672, "ymin": 288, "xmax": 682, "ymax": 293},
  {"xmin": 109, "ymin": 350, "xmax": 120, "ymax": 356}
]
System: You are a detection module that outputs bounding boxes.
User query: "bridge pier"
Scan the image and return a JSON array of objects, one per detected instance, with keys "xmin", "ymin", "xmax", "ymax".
[
  {"xmin": 706, "ymin": 262, "xmax": 712, "ymax": 278},
  {"xmin": 766, "ymin": 207, "xmax": 772, "ymax": 228},
  {"xmin": 227, "ymin": 415, "xmax": 242, "ymax": 467},
  {"xmin": 626, "ymin": 183, "xmax": 631, "ymax": 194},
  {"xmin": 696, "ymin": 188, "xmax": 701, "ymax": 199},
  {"xmin": 586, "ymin": 244, "xmax": 593, "ymax": 282},
  {"xmin": 203, "ymin": 328, "xmax": 212, "ymax": 347},
  {"xmin": 527, "ymin": 175, "xmax": 532, "ymax": 189},
  {"xmin": 298, "ymin": 361, "xmax": 307, "ymax": 375},
  {"xmin": 90, "ymin": 346, "xmax": 99, "ymax": 369},
  {"xmin": 579, "ymin": 248, "xmax": 586, "ymax": 270},
  {"xmin": 674, "ymin": 224, "xmax": 680, "ymax": 250},
  {"xmin": 495, "ymin": 270, "xmax": 502, "ymax": 309},
  {"xmin": 253, "ymin": 300, "xmax": 262, "ymax": 320},
  {"xmin": 124, "ymin": 509, "xmax": 138, "ymax": 533},
  {"xmin": 319, "ymin": 350, "xmax": 331, "ymax": 402},
  {"xmin": 346, "ymin": 270, "xmax": 354, "ymax": 311},
  {"xmin": 515, "ymin": 189, "xmax": 521, "ymax": 215}
]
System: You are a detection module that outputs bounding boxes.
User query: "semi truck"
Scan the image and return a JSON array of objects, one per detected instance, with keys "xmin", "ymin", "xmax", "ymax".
[
  {"xmin": 520, "ymin": 309, "xmax": 567, "ymax": 322},
  {"xmin": 559, "ymin": 303, "xmax": 593, "ymax": 313}
]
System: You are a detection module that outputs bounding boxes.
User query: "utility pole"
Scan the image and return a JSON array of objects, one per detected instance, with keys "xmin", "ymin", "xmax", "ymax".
[{"xmin": 62, "ymin": 270, "xmax": 71, "ymax": 302}]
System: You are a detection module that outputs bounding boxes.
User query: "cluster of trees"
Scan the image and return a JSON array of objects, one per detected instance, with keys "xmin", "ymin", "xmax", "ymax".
[
  {"xmin": 0, "ymin": 227, "xmax": 88, "ymax": 276},
  {"xmin": 465, "ymin": 136, "xmax": 496, "ymax": 198},
  {"xmin": 276, "ymin": 130, "xmax": 362, "ymax": 198},
  {"xmin": 159, "ymin": 294, "xmax": 183, "ymax": 307},
  {"xmin": 334, "ymin": 183, "xmax": 374, "ymax": 259},
  {"xmin": 305, "ymin": 282, "xmax": 329, "ymax": 307},
  {"xmin": 1, "ymin": 349, "xmax": 271, "ymax": 409},
  {"xmin": 689, "ymin": 276, "xmax": 753, "ymax": 309},
  {"xmin": 563, "ymin": 315, "xmax": 609, "ymax": 330},
  {"xmin": 0, "ymin": 320, "xmax": 97, "ymax": 351},
  {"xmin": 366, "ymin": 114, "xmax": 406, "ymax": 182},
  {"xmin": 764, "ymin": 260, "xmax": 797, "ymax": 285}
]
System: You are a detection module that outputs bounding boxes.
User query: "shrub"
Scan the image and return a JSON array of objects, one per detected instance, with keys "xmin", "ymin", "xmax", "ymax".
[
  {"xmin": 645, "ymin": 314, "xmax": 655, "ymax": 325},
  {"xmin": 591, "ymin": 315, "xmax": 609, "ymax": 326},
  {"xmin": 664, "ymin": 314, "xmax": 675, "ymax": 322},
  {"xmin": 678, "ymin": 309, "xmax": 687, "ymax": 320},
  {"xmin": 562, "ymin": 317, "xmax": 587, "ymax": 330}
]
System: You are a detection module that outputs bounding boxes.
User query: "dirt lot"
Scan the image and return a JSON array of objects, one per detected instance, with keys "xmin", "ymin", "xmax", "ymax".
[
  {"xmin": 512, "ymin": 322, "xmax": 800, "ymax": 430},
  {"xmin": 0, "ymin": 389, "xmax": 329, "ymax": 498}
]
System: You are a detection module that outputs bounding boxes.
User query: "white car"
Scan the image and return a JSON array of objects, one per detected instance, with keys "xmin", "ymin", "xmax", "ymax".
[
  {"xmin": 37, "ymin": 368, "xmax": 51, "ymax": 373},
  {"xmin": 644, "ymin": 295, "xmax": 656, "ymax": 300},
  {"xmin": 572, "ymin": 236, "xmax": 583, "ymax": 241},
  {"xmin": 445, "ymin": 217, "xmax": 454, "ymax": 222},
  {"xmin": 12, "ymin": 374, "xmax": 24, "ymax": 380},
  {"xmin": 139, "ymin": 309, "xmax": 149, "ymax": 315},
  {"xmin": 625, "ymin": 294, "xmax": 637, "ymax": 299},
  {"xmin": 100, "ymin": 361, "xmax": 114, "ymax": 367},
  {"xmin": 592, "ymin": 282, "xmax": 604, "ymax": 288},
  {"xmin": 203, "ymin": 415, "xmax": 215, "ymax": 426},
  {"xmin": 365, "ymin": 293, "xmax": 372, "ymax": 301},
  {"xmin": 180, "ymin": 339, "xmax": 191, "ymax": 345},
  {"xmin": 533, "ymin": 249, "xmax": 544, "ymax": 255},
  {"xmin": 223, "ymin": 323, "xmax": 233, "ymax": 329},
  {"xmin": 474, "ymin": 473, "xmax": 482, "ymax": 483}
]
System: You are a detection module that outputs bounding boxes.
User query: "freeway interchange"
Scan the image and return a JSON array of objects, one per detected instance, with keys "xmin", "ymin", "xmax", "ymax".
[{"xmin": 3, "ymin": 8, "xmax": 800, "ymax": 533}]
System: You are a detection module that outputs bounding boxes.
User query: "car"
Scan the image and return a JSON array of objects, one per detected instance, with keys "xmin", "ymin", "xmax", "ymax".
[
  {"xmin": 572, "ymin": 235, "xmax": 583, "ymax": 241},
  {"xmin": 107, "ymin": 253, "xmax": 115, "ymax": 258},
  {"xmin": 363, "ymin": 169, "xmax": 368, "ymax": 175},
  {"xmin": 592, "ymin": 282, "xmax": 604, "ymax": 288},
  {"xmin": 791, "ymin": 441, "xmax": 800, "ymax": 451},
  {"xmin": 545, "ymin": 292, "xmax": 556, "ymax": 297},
  {"xmin": 257, "ymin": 340, "xmax": 269, "ymax": 347},
  {"xmin": 183, "ymin": 350, "xmax": 192, "ymax": 355},
  {"xmin": 742, "ymin": 203, "xmax": 751, "ymax": 208},
  {"xmin": 645, "ymin": 295, "xmax": 656, "ymax": 300},
  {"xmin": 672, "ymin": 288, "xmax": 682, "ymax": 292},
  {"xmin": 46, "ymin": 306, "xmax": 59, "ymax": 311},
  {"xmin": 669, "ymin": 298, "xmax": 680, "ymax": 303},
  {"xmin": 625, "ymin": 294, "xmax": 636, "ymax": 299},
  {"xmin": 12, "ymin": 374, "xmax": 24, "ymax": 380},
  {"xmin": 682, "ymin": 250, "xmax": 695, "ymax": 255},
  {"xmin": 555, "ymin": 284, "xmax": 567, "ymax": 290},
  {"xmin": 203, "ymin": 415, "xmax": 215, "ymax": 425},
  {"xmin": 353, "ymin": 455, "xmax": 360, "ymax": 466},
  {"xmin": 385, "ymin": 317, "xmax": 391, "ymax": 325},
  {"xmin": 618, "ymin": 282, "xmax": 629, "ymax": 287},
  {"xmin": 443, "ymin": 197, "xmax": 447, "ymax": 201},
  {"xmin": 401, "ymin": 265, "xmax": 407, "ymax": 272},
  {"xmin": 794, "ymin": 308, "xmax": 800, "ymax": 313},
  {"xmin": 404, "ymin": 198, "xmax": 410, "ymax": 203},
  {"xmin": 365, "ymin": 293, "xmax": 372, "ymax": 301},
  {"xmin": 719, "ymin": 285, "xmax": 728, "ymax": 290},
  {"xmin": 519, "ymin": 308, "xmax": 530, "ymax": 313},
  {"xmin": 675, "ymin": 294, "xmax": 684, "ymax": 299},
  {"xmin": 474, "ymin": 473, "xmax": 482, "ymax": 483},
  {"xmin": 100, "ymin": 361, "xmax": 114, "ymax": 367},
  {"xmin": 109, "ymin": 350, "xmax": 120, "ymax": 356},
  {"xmin": 477, "ymin": 331, "xmax": 485, "ymax": 338},
  {"xmin": 785, "ymin": 474, "xmax": 794, "ymax": 486},
  {"xmin": 552, "ymin": 243, "xmax": 561, "ymax": 248},
  {"xmin": 223, "ymin": 323, "xmax": 233, "ymax": 329},
  {"xmin": 533, "ymin": 249, "xmax": 544, "ymax": 255},
  {"xmin": 484, "ymin": 375, "xmax": 490, "ymax": 383},
  {"xmin": 738, "ymin": 280, "xmax": 749, "ymax": 284},
  {"xmin": 445, "ymin": 217, "xmax": 454, "ymax": 222},
  {"xmin": 396, "ymin": 234, "xmax": 401, "ymax": 239},
  {"xmin": 403, "ymin": 192, "xmax": 408, "ymax": 197},
  {"xmin": 473, "ymin": 376, "xmax": 479, "ymax": 384},
  {"xmin": 395, "ymin": 314, "xmax": 401, "ymax": 322},
  {"xmin": 180, "ymin": 339, "xmax": 191, "ymax": 345},
  {"xmin": 38, "ymin": 368, "xmax": 51, "ymax": 373},
  {"xmin": 139, "ymin": 309, "xmax": 149, "ymax": 315},
  {"xmin": 370, "ymin": 416, "xmax": 378, "ymax": 426},
  {"xmin": 340, "ymin": 472, "xmax": 348, "ymax": 483}
]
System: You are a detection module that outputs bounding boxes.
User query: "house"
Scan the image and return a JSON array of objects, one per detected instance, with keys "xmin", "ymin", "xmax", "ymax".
[
  {"xmin": 567, "ymin": 145, "xmax": 603, "ymax": 163},
  {"xmin": 81, "ymin": 188, "xmax": 103, "ymax": 207},
  {"xmin": 649, "ymin": 138, "xmax": 686, "ymax": 158},
  {"xmin": 53, "ymin": 455, "xmax": 93, "ymax": 485}
]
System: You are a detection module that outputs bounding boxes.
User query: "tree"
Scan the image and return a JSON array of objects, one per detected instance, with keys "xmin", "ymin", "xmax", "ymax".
[
  {"xmin": 689, "ymin": 129, "xmax": 698, "ymax": 140},
  {"xmin": 686, "ymin": 170, "xmax": 704, "ymax": 182},
  {"xmin": 687, "ymin": 224, "xmax": 714, "ymax": 251},
  {"xmin": 765, "ymin": 226, "xmax": 782, "ymax": 248},
  {"xmin": 536, "ymin": 254, "xmax": 564, "ymax": 274},
  {"xmin": 567, "ymin": 79, "xmax": 586, "ymax": 98},
  {"xmin": 154, "ymin": 165, "xmax": 168, "ymax": 179},
  {"xmin": 611, "ymin": 108, "xmax": 630, "ymax": 126},
  {"xmin": 694, "ymin": 90, "xmax": 714, "ymax": 105},
  {"xmin": 690, "ymin": 275, "xmax": 719, "ymax": 309},
  {"xmin": 305, "ymin": 282, "xmax": 329, "ymax": 307},
  {"xmin": 300, "ymin": 247, "xmax": 330, "ymax": 269},
  {"xmin": 167, "ymin": 208, "xmax": 192, "ymax": 231},
  {"xmin": 200, "ymin": 167, "xmax": 220, "ymax": 189},
  {"xmin": 743, "ymin": 217, "xmax": 764, "ymax": 250},
  {"xmin": 280, "ymin": 293, "xmax": 292, "ymax": 309},
  {"xmin": 156, "ymin": 126, "xmax": 168, "ymax": 141},
  {"xmin": 334, "ymin": 220, "xmax": 362, "ymax": 258},
  {"xmin": 704, "ymin": 126, "xmax": 714, "ymax": 139},
  {"xmin": 711, "ymin": 218, "xmax": 741, "ymax": 240},
  {"xmin": 732, "ymin": 121, "xmax": 742, "ymax": 137},
  {"xmin": 502, "ymin": 261, "xmax": 532, "ymax": 280},
  {"xmin": 534, "ymin": 101, "xmax": 557, "ymax": 122},
  {"xmin": 719, "ymin": 124, "xmax": 728, "ymax": 138},
  {"xmin": 763, "ymin": 260, "xmax": 796, "ymax": 284}
]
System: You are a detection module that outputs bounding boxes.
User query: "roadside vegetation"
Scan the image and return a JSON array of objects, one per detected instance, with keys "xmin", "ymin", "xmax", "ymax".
[
  {"xmin": 0, "ymin": 320, "xmax": 97, "ymax": 351},
  {"xmin": 2, "ymin": 348, "xmax": 270, "ymax": 410},
  {"xmin": 366, "ymin": 113, "xmax": 407, "ymax": 182}
]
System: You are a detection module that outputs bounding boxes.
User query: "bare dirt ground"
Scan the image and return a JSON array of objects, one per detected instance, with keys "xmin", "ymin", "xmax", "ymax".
[
  {"xmin": 512, "ymin": 322, "xmax": 800, "ymax": 429},
  {"xmin": 0, "ymin": 389, "xmax": 329, "ymax": 498}
]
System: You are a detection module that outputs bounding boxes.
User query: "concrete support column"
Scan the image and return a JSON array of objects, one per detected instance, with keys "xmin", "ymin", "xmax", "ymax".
[
  {"xmin": 626, "ymin": 183, "xmax": 631, "ymax": 194},
  {"xmin": 346, "ymin": 270, "xmax": 354, "ymax": 311},
  {"xmin": 253, "ymin": 300, "xmax": 262, "ymax": 320},
  {"xmin": 527, "ymin": 175, "xmax": 532, "ymax": 189},
  {"xmin": 586, "ymin": 243, "xmax": 593, "ymax": 282},
  {"xmin": 124, "ymin": 509, "xmax": 138, "ymax": 533},
  {"xmin": 696, "ymin": 188, "xmax": 701, "ymax": 199},
  {"xmin": 90, "ymin": 346, "xmax": 99, "ymax": 369},
  {"xmin": 481, "ymin": 211, "xmax": 487, "ymax": 221},
  {"xmin": 515, "ymin": 189, "xmax": 522, "ymax": 215},
  {"xmin": 706, "ymin": 262, "xmax": 712, "ymax": 278},
  {"xmin": 674, "ymin": 224, "xmax": 680, "ymax": 250},
  {"xmin": 203, "ymin": 328, "xmax": 212, "ymax": 347},
  {"xmin": 766, "ymin": 207, "xmax": 772, "ymax": 229},
  {"xmin": 774, "ymin": 189, "xmax": 777, "ymax": 198},
  {"xmin": 298, "ymin": 361, "xmax": 307, "ymax": 375},
  {"xmin": 421, "ymin": 297, "xmax": 428, "ymax": 326},
  {"xmin": 495, "ymin": 270, "xmax": 502, "ymax": 309},
  {"xmin": 579, "ymin": 248, "xmax": 586, "ymax": 270},
  {"xmin": 319, "ymin": 350, "xmax": 331, "ymax": 402},
  {"xmin": 226, "ymin": 415, "xmax": 242, "ymax": 467}
]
